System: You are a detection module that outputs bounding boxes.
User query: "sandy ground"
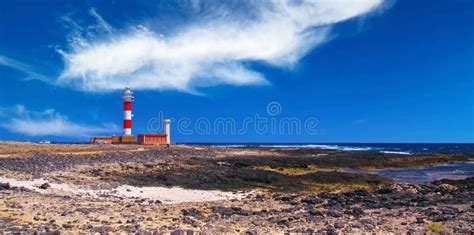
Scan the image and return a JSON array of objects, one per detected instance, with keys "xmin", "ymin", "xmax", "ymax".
[
  {"xmin": 0, "ymin": 141, "xmax": 149, "ymax": 158},
  {"xmin": 0, "ymin": 177, "xmax": 247, "ymax": 204}
]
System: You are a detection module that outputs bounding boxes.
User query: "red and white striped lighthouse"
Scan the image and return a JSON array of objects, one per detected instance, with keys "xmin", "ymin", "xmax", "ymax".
[{"xmin": 122, "ymin": 86, "xmax": 134, "ymax": 135}]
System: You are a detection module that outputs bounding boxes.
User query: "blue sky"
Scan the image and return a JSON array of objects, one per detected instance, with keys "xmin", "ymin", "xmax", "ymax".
[{"xmin": 0, "ymin": 0, "xmax": 473, "ymax": 143}]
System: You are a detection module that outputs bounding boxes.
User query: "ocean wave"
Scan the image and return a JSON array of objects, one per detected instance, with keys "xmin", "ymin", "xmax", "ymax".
[
  {"xmin": 338, "ymin": 146, "xmax": 374, "ymax": 151},
  {"xmin": 256, "ymin": 144, "xmax": 373, "ymax": 151},
  {"xmin": 380, "ymin": 150, "xmax": 412, "ymax": 155},
  {"xmin": 212, "ymin": 145, "xmax": 247, "ymax": 147},
  {"xmin": 205, "ymin": 143, "xmax": 474, "ymax": 154},
  {"xmin": 255, "ymin": 144, "xmax": 321, "ymax": 148}
]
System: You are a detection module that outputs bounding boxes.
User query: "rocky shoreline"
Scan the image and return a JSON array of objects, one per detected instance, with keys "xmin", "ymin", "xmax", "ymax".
[{"xmin": 0, "ymin": 143, "xmax": 473, "ymax": 233}]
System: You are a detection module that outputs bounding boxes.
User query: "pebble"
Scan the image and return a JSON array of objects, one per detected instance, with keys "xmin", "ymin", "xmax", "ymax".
[
  {"xmin": 38, "ymin": 183, "xmax": 50, "ymax": 190},
  {"xmin": 62, "ymin": 224, "xmax": 73, "ymax": 229}
]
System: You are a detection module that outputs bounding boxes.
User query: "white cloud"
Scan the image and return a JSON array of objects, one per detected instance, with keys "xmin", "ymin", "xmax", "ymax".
[
  {"xmin": 0, "ymin": 105, "xmax": 117, "ymax": 137},
  {"xmin": 58, "ymin": 0, "xmax": 385, "ymax": 93},
  {"xmin": 0, "ymin": 55, "xmax": 52, "ymax": 83},
  {"xmin": 89, "ymin": 8, "xmax": 113, "ymax": 34}
]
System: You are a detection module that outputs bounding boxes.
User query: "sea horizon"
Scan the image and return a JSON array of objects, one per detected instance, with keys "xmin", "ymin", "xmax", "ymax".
[{"xmin": 10, "ymin": 141, "xmax": 472, "ymax": 155}]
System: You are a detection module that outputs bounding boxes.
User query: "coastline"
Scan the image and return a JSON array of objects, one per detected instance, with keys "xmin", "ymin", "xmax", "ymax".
[{"xmin": 0, "ymin": 142, "xmax": 473, "ymax": 233}]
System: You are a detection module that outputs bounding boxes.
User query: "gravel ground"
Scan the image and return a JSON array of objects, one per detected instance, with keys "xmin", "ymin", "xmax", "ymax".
[{"xmin": 0, "ymin": 143, "xmax": 472, "ymax": 233}]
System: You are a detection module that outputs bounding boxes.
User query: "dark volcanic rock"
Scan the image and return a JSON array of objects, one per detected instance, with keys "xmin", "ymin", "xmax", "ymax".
[
  {"xmin": 308, "ymin": 208, "xmax": 325, "ymax": 216},
  {"xmin": 415, "ymin": 217, "xmax": 425, "ymax": 224},
  {"xmin": 62, "ymin": 224, "xmax": 73, "ymax": 229},
  {"xmin": 181, "ymin": 208, "xmax": 205, "ymax": 220},
  {"xmin": 301, "ymin": 196, "xmax": 323, "ymax": 205},
  {"xmin": 0, "ymin": 182, "xmax": 10, "ymax": 190},
  {"xmin": 75, "ymin": 207, "xmax": 95, "ymax": 214},
  {"xmin": 377, "ymin": 185, "xmax": 397, "ymax": 194},
  {"xmin": 327, "ymin": 210, "xmax": 343, "ymax": 218},
  {"xmin": 433, "ymin": 177, "xmax": 474, "ymax": 191},
  {"xmin": 211, "ymin": 206, "xmax": 251, "ymax": 218},
  {"xmin": 38, "ymin": 183, "xmax": 50, "ymax": 189},
  {"xmin": 345, "ymin": 207, "xmax": 365, "ymax": 217},
  {"xmin": 334, "ymin": 223, "xmax": 344, "ymax": 229},
  {"xmin": 89, "ymin": 168, "xmax": 102, "ymax": 176}
]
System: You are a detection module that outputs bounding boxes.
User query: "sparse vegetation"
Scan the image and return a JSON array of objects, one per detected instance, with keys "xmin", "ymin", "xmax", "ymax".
[
  {"xmin": 255, "ymin": 164, "xmax": 333, "ymax": 175},
  {"xmin": 426, "ymin": 222, "xmax": 446, "ymax": 233}
]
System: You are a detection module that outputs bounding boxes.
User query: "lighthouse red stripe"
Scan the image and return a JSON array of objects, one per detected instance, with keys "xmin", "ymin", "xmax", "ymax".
[
  {"xmin": 124, "ymin": 101, "xmax": 132, "ymax": 110},
  {"xmin": 123, "ymin": 120, "xmax": 131, "ymax": 128}
]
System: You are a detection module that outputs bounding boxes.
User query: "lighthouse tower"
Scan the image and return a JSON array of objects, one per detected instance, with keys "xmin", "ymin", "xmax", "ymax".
[
  {"xmin": 164, "ymin": 119, "xmax": 171, "ymax": 145},
  {"xmin": 122, "ymin": 86, "xmax": 134, "ymax": 135}
]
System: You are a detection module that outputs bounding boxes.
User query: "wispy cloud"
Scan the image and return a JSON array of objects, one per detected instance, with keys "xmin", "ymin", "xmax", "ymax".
[
  {"xmin": 0, "ymin": 105, "xmax": 117, "ymax": 137},
  {"xmin": 0, "ymin": 55, "xmax": 52, "ymax": 83},
  {"xmin": 57, "ymin": 0, "xmax": 386, "ymax": 93},
  {"xmin": 89, "ymin": 8, "xmax": 113, "ymax": 34}
]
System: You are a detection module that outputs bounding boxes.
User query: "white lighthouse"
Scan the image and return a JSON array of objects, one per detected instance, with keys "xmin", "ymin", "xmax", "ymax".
[
  {"xmin": 122, "ymin": 86, "xmax": 134, "ymax": 135},
  {"xmin": 164, "ymin": 119, "xmax": 171, "ymax": 145}
]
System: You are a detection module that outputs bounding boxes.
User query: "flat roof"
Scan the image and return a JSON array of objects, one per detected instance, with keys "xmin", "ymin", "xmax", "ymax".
[{"xmin": 138, "ymin": 133, "xmax": 167, "ymax": 137}]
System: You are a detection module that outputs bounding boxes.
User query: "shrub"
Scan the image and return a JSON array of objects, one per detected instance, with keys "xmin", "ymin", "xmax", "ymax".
[{"xmin": 426, "ymin": 222, "xmax": 446, "ymax": 233}]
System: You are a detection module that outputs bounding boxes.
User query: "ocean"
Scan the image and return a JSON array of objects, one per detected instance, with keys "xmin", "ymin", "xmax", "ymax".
[{"xmin": 188, "ymin": 143, "xmax": 474, "ymax": 155}]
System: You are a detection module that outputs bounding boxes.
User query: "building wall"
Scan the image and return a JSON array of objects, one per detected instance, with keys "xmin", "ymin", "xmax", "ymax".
[
  {"xmin": 91, "ymin": 137, "xmax": 112, "ymax": 144},
  {"xmin": 138, "ymin": 134, "xmax": 167, "ymax": 145},
  {"xmin": 111, "ymin": 135, "xmax": 136, "ymax": 144}
]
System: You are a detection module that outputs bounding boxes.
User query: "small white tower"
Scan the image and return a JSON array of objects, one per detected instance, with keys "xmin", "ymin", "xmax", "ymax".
[
  {"xmin": 164, "ymin": 119, "xmax": 171, "ymax": 145},
  {"xmin": 122, "ymin": 86, "xmax": 134, "ymax": 135}
]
